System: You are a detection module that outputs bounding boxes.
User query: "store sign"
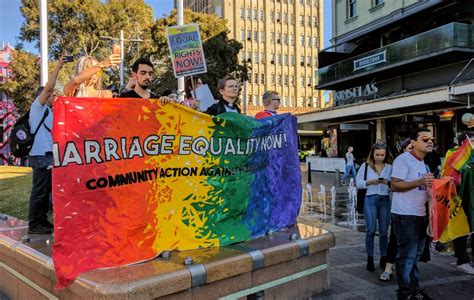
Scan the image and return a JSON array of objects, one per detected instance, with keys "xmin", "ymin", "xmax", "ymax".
[
  {"xmin": 407, "ymin": 115, "xmax": 439, "ymax": 123},
  {"xmin": 334, "ymin": 83, "xmax": 378, "ymax": 105},
  {"xmin": 353, "ymin": 51, "xmax": 386, "ymax": 71},
  {"xmin": 340, "ymin": 123, "xmax": 369, "ymax": 130}
]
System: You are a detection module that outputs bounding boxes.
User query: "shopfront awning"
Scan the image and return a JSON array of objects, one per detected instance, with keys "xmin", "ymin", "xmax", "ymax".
[{"xmin": 297, "ymin": 86, "xmax": 470, "ymax": 130}]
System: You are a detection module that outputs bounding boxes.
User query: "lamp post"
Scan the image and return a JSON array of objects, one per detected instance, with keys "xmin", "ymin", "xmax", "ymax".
[
  {"xmin": 100, "ymin": 30, "xmax": 142, "ymax": 87},
  {"xmin": 39, "ymin": 0, "xmax": 48, "ymax": 86}
]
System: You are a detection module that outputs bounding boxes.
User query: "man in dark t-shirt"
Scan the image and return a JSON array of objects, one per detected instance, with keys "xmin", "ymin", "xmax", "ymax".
[{"xmin": 119, "ymin": 58, "xmax": 159, "ymax": 99}]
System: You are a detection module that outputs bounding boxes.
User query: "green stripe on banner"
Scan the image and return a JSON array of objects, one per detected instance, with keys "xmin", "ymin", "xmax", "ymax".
[
  {"xmin": 0, "ymin": 262, "xmax": 58, "ymax": 300},
  {"xmin": 218, "ymin": 264, "xmax": 328, "ymax": 300}
]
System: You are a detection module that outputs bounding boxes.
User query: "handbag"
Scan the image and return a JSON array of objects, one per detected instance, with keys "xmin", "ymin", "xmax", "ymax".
[{"xmin": 356, "ymin": 163, "xmax": 368, "ymax": 214}]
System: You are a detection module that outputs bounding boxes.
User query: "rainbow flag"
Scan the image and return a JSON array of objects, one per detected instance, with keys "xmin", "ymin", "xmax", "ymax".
[
  {"xmin": 52, "ymin": 97, "xmax": 302, "ymax": 289},
  {"xmin": 452, "ymin": 139, "xmax": 472, "ymax": 171}
]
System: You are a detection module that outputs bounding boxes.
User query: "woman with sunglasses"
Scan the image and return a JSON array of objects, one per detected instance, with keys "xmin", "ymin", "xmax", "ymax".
[
  {"xmin": 64, "ymin": 54, "xmax": 121, "ymax": 98},
  {"xmin": 356, "ymin": 143, "xmax": 394, "ymax": 272}
]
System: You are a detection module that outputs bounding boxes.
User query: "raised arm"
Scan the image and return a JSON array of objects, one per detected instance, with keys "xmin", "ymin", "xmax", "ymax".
[
  {"xmin": 63, "ymin": 54, "xmax": 121, "ymax": 96},
  {"xmin": 38, "ymin": 56, "xmax": 66, "ymax": 106}
]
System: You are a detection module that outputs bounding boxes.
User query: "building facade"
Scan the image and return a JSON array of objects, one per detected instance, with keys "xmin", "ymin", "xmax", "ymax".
[
  {"xmin": 178, "ymin": 0, "xmax": 325, "ymax": 116},
  {"xmin": 298, "ymin": 0, "xmax": 474, "ymax": 159}
]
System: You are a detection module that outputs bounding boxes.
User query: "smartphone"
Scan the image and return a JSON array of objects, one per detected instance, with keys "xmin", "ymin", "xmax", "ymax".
[
  {"xmin": 378, "ymin": 177, "xmax": 384, "ymax": 181},
  {"xmin": 64, "ymin": 55, "xmax": 74, "ymax": 62}
]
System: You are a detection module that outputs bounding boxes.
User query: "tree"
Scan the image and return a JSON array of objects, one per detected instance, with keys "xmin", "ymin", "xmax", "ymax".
[
  {"xmin": 149, "ymin": 9, "xmax": 248, "ymax": 98},
  {"xmin": 0, "ymin": 49, "xmax": 40, "ymax": 113}
]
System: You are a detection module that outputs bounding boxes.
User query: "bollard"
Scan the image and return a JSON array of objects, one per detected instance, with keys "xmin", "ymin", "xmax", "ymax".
[
  {"xmin": 335, "ymin": 168, "xmax": 341, "ymax": 186},
  {"xmin": 307, "ymin": 162, "xmax": 312, "ymax": 184}
]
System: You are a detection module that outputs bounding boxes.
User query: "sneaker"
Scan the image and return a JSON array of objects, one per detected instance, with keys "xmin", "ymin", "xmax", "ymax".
[
  {"xmin": 28, "ymin": 225, "xmax": 52, "ymax": 234},
  {"xmin": 456, "ymin": 263, "xmax": 474, "ymax": 274}
]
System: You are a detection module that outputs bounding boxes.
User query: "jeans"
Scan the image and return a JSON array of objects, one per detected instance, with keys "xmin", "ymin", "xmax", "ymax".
[
  {"xmin": 364, "ymin": 194, "xmax": 391, "ymax": 257},
  {"xmin": 392, "ymin": 213, "xmax": 427, "ymax": 298},
  {"xmin": 342, "ymin": 165, "xmax": 356, "ymax": 182},
  {"xmin": 28, "ymin": 154, "xmax": 53, "ymax": 229},
  {"xmin": 386, "ymin": 223, "xmax": 397, "ymax": 264}
]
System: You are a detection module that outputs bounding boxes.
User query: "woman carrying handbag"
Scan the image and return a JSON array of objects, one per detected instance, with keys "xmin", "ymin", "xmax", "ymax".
[{"xmin": 356, "ymin": 143, "xmax": 394, "ymax": 271}]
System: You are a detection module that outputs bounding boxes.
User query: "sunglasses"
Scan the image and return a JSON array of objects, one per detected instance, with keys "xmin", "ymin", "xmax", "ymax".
[
  {"xmin": 373, "ymin": 142, "xmax": 387, "ymax": 148},
  {"xmin": 272, "ymin": 98, "xmax": 281, "ymax": 102},
  {"xmin": 419, "ymin": 137, "xmax": 434, "ymax": 143}
]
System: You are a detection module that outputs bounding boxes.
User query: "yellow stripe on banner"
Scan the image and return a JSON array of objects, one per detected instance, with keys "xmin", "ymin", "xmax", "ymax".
[
  {"xmin": 0, "ymin": 262, "xmax": 58, "ymax": 300},
  {"xmin": 218, "ymin": 264, "xmax": 328, "ymax": 300}
]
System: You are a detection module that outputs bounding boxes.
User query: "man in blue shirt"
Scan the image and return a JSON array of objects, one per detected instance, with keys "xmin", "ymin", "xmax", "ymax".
[{"xmin": 28, "ymin": 56, "xmax": 66, "ymax": 234}]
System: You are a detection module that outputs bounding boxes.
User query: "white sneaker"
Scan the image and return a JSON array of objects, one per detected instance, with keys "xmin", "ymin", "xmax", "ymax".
[{"xmin": 456, "ymin": 263, "xmax": 474, "ymax": 274}]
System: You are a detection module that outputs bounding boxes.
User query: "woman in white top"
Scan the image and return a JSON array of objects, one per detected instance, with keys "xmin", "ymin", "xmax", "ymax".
[{"xmin": 356, "ymin": 143, "xmax": 393, "ymax": 272}]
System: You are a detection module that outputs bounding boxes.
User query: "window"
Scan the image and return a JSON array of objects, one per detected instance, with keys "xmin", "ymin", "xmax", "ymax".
[
  {"xmin": 299, "ymin": 15, "xmax": 304, "ymax": 26},
  {"xmin": 300, "ymin": 56, "xmax": 305, "ymax": 66},
  {"xmin": 306, "ymin": 36, "xmax": 311, "ymax": 47},
  {"xmin": 240, "ymin": 8, "xmax": 244, "ymax": 19},
  {"xmin": 290, "ymin": 55, "xmax": 295, "ymax": 66},
  {"xmin": 254, "ymin": 95, "xmax": 259, "ymax": 105},
  {"xmin": 277, "ymin": 54, "xmax": 282, "ymax": 65},
  {"xmin": 247, "ymin": 51, "xmax": 251, "ymax": 62},
  {"xmin": 270, "ymin": 53, "xmax": 275, "ymax": 64},
  {"xmin": 283, "ymin": 33, "xmax": 287, "ymax": 45},
  {"xmin": 283, "ymin": 54, "xmax": 288, "ymax": 66},
  {"xmin": 240, "ymin": 29, "xmax": 245, "ymax": 41},
  {"xmin": 261, "ymin": 74, "xmax": 265, "ymax": 85},
  {"xmin": 300, "ymin": 0, "xmax": 304, "ymax": 4},
  {"xmin": 306, "ymin": 0, "xmax": 311, "ymax": 5},
  {"xmin": 313, "ymin": 37, "xmax": 318, "ymax": 48},
  {"xmin": 307, "ymin": 76, "xmax": 311, "ymax": 86},
  {"xmin": 283, "ymin": 13, "xmax": 287, "ymax": 23},
  {"xmin": 254, "ymin": 31, "xmax": 258, "ymax": 42},
  {"xmin": 314, "ymin": 56, "xmax": 318, "ymax": 67},
  {"xmin": 277, "ymin": 32, "xmax": 281, "ymax": 44},
  {"xmin": 307, "ymin": 56, "xmax": 312, "ymax": 66},
  {"xmin": 270, "ymin": 11, "xmax": 274, "ymax": 22},
  {"xmin": 291, "ymin": 75, "xmax": 295, "ymax": 86},
  {"xmin": 306, "ymin": 16, "xmax": 311, "ymax": 27},
  {"xmin": 259, "ymin": 10, "xmax": 264, "ymax": 21},
  {"xmin": 248, "ymin": 94, "xmax": 253, "ymax": 104},
  {"xmin": 241, "ymin": 52, "xmax": 245, "ymax": 62},
  {"xmin": 289, "ymin": 34, "xmax": 294, "ymax": 45},
  {"xmin": 270, "ymin": 32, "xmax": 275, "ymax": 44},
  {"xmin": 373, "ymin": 0, "xmax": 384, "ymax": 5},
  {"xmin": 247, "ymin": 30, "xmax": 251, "ymax": 41},
  {"xmin": 276, "ymin": 12, "xmax": 280, "ymax": 22},
  {"xmin": 313, "ymin": 16, "xmax": 318, "ymax": 27},
  {"xmin": 284, "ymin": 75, "xmax": 289, "ymax": 86},
  {"xmin": 278, "ymin": 75, "xmax": 282, "ymax": 85},
  {"xmin": 254, "ymin": 73, "xmax": 259, "ymax": 84},
  {"xmin": 253, "ymin": 9, "xmax": 258, "ymax": 20},
  {"xmin": 254, "ymin": 52, "xmax": 259, "ymax": 63},
  {"xmin": 300, "ymin": 76, "xmax": 305, "ymax": 87},
  {"xmin": 247, "ymin": 8, "xmax": 251, "ymax": 19},
  {"xmin": 260, "ymin": 52, "xmax": 265, "ymax": 63},
  {"xmin": 271, "ymin": 74, "xmax": 275, "ymax": 84},
  {"xmin": 299, "ymin": 35, "xmax": 304, "ymax": 46},
  {"xmin": 289, "ymin": 14, "xmax": 293, "ymax": 24},
  {"xmin": 260, "ymin": 31, "xmax": 265, "ymax": 43},
  {"xmin": 348, "ymin": 0, "xmax": 357, "ymax": 18},
  {"xmin": 300, "ymin": 97, "xmax": 305, "ymax": 106}
]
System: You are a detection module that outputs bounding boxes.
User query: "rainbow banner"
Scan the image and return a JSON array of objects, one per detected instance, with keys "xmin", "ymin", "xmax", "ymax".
[{"xmin": 52, "ymin": 97, "xmax": 301, "ymax": 289}]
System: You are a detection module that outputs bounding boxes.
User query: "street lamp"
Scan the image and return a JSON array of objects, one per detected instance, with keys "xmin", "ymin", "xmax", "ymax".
[{"xmin": 100, "ymin": 30, "xmax": 143, "ymax": 86}]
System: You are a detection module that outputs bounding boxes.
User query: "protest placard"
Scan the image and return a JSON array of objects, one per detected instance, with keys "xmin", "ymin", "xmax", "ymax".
[{"xmin": 167, "ymin": 23, "xmax": 207, "ymax": 78}]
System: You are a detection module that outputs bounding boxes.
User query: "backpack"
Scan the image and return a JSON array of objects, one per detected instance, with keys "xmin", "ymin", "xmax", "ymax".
[{"xmin": 9, "ymin": 109, "xmax": 50, "ymax": 158}]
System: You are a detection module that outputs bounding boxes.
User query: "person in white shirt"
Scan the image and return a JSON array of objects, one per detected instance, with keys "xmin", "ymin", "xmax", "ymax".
[
  {"xmin": 390, "ymin": 127, "xmax": 434, "ymax": 300},
  {"xmin": 341, "ymin": 146, "xmax": 356, "ymax": 185},
  {"xmin": 356, "ymin": 143, "xmax": 393, "ymax": 272},
  {"xmin": 28, "ymin": 56, "xmax": 66, "ymax": 234}
]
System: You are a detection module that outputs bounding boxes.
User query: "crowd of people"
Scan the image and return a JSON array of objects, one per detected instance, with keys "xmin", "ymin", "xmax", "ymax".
[
  {"xmin": 25, "ymin": 53, "xmax": 281, "ymax": 234},
  {"xmin": 351, "ymin": 128, "xmax": 474, "ymax": 300}
]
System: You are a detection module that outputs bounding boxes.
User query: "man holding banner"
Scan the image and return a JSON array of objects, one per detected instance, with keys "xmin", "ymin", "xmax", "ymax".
[
  {"xmin": 119, "ymin": 58, "xmax": 159, "ymax": 99},
  {"xmin": 390, "ymin": 127, "xmax": 434, "ymax": 300}
]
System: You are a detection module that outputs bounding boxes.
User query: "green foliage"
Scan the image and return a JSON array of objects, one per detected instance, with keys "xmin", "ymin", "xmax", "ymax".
[{"xmin": 0, "ymin": 49, "xmax": 39, "ymax": 113}]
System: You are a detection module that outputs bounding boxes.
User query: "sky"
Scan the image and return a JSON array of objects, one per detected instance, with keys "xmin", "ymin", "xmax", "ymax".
[
  {"xmin": 0, "ymin": 0, "xmax": 332, "ymax": 53},
  {"xmin": 0, "ymin": 0, "xmax": 175, "ymax": 53}
]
